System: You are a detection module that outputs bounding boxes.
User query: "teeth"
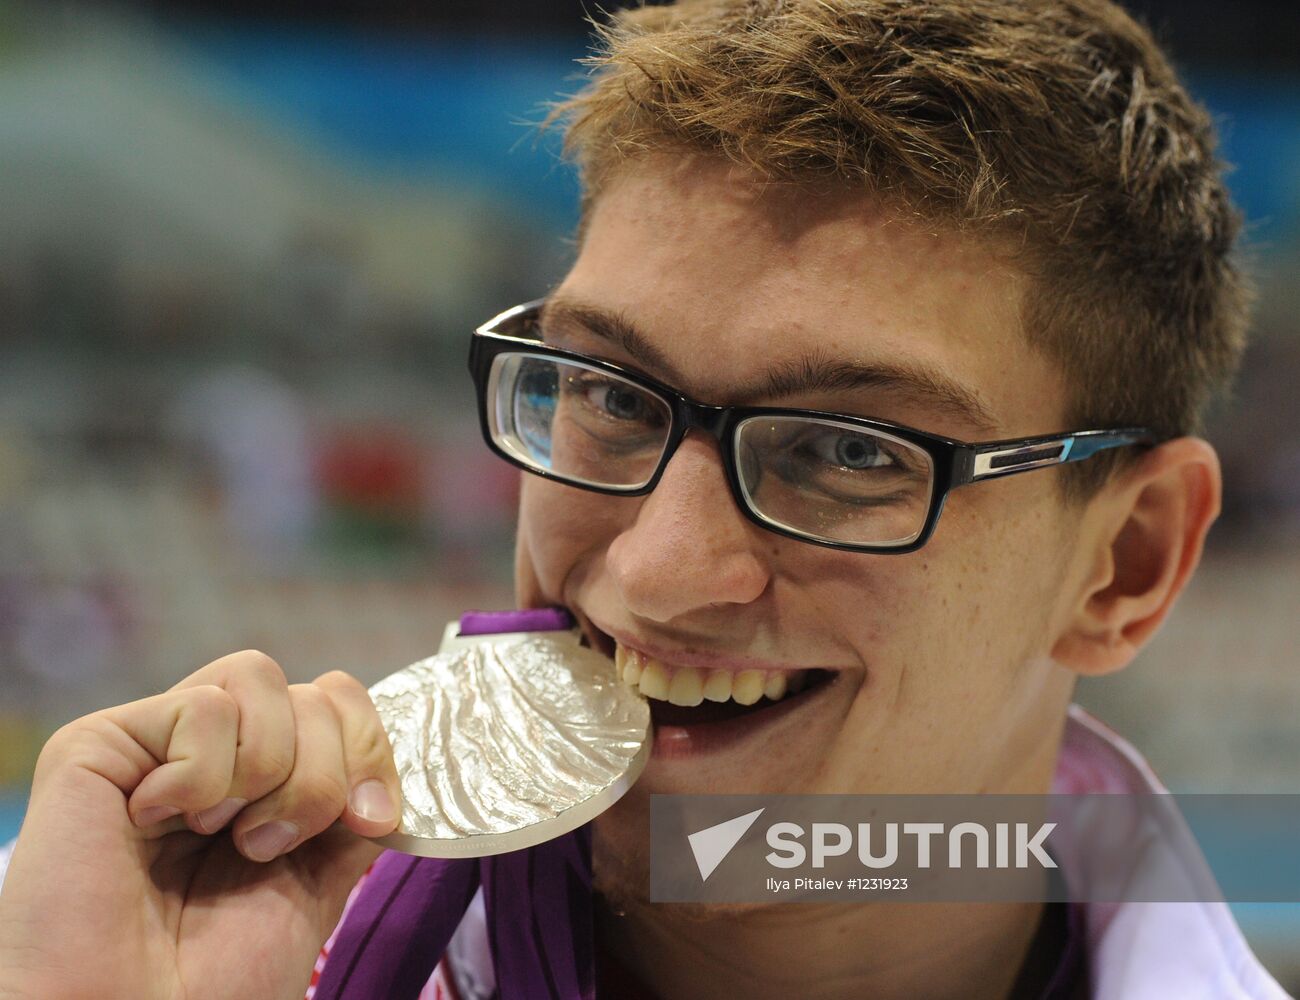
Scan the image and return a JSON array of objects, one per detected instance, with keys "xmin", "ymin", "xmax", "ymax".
[
  {"xmin": 667, "ymin": 666, "xmax": 704, "ymax": 706},
  {"xmin": 731, "ymin": 670, "xmax": 765, "ymax": 705},
  {"xmin": 638, "ymin": 659, "xmax": 670, "ymax": 700},
  {"xmin": 615, "ymin": 644, "xmax": 817, "ymax": 708},
  {"xmin": 702, "ymin": 669, "xmax": 733, "ymax": 702},
  {"xmin": 622, "ymin": 652, "xmax": 643, "ymax": 687}
]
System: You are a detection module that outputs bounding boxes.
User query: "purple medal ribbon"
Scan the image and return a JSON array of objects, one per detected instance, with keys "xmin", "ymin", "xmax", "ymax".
[{"xmin": 312, "ymin": 828, "xmax": 596, "ymax": 1000}]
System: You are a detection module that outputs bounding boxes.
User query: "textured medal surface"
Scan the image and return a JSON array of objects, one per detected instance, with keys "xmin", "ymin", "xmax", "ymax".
[{"xmin": 369, "ymin": 631, "xmax": 650, "ymax": 855}]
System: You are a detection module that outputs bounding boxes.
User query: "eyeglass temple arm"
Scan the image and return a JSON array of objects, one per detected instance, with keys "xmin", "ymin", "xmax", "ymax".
[{"xmin": 954, "ymin": 429, "xmax": 1159, "ymax": 485}]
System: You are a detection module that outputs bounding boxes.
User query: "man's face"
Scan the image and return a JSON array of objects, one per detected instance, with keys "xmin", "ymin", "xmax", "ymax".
[{"xmin": 515, "ymin": 156, "xmax": 1084, "ymax": 808}]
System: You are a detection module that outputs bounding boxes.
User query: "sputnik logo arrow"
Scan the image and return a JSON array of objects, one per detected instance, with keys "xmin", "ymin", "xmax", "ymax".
[{"xmin": 687, "ymin": 807, "xmax": 766, "ymax": 881}]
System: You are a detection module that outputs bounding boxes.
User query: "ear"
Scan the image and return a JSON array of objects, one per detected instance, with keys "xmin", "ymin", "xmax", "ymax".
[{"xmin": 1051, "ymin": 437, "xmax": 1221, "ymax": 676}]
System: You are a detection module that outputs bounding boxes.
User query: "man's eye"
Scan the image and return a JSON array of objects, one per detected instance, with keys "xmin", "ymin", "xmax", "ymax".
[
  {"xmin": 568, "ymin": 375, "xmax": 660, "ymax": 424},
  {"xmin": 592, "ymin": 384, "xmax": 649, "ymax": 420},
  {"xmin": 808, "ymin": 431, "xmax": 895, "ymax": 471}
]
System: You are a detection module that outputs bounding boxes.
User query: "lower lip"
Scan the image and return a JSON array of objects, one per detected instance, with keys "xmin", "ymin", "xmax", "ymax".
[{"xmin": 649, "ymin": 672, "xmax": 841, "ymax": 760}]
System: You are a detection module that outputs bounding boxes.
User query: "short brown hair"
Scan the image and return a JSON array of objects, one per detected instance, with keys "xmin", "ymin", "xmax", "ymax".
[{"xmin": 550, "ymin": 0, "xmax": 1251, "ymax": 497}]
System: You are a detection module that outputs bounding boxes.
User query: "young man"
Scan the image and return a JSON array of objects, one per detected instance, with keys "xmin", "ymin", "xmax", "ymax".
[{"xmin": 0, "ymin": 0, "xmax": 1288, "ymax": 997}]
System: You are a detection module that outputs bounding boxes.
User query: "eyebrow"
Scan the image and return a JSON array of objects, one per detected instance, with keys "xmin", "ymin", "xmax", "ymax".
[{"xmin": 538, "ymin": 296, "xmax": 1000, "ymax": 434}]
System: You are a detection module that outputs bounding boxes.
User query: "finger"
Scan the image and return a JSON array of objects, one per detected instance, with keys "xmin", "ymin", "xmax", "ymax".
[
  {"xmin": 169, "ymin": 650, "xmax": 296, "ymax": 832},
  {"xmin": 231, "ymin": 683, "xmax": 348, "ymax": 863},
  {"xmin": 312, "ymin": 671, "xmax": 402, "ymax": 837},
  {"xmin": 90, "ymin": 685, "xmax": 240, "ymax": 827}
]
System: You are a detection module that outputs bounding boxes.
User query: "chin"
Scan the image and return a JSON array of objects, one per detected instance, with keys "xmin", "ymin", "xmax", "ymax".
[
  {"xmin": 592, "ymin": 808, "xmax": 771, "ymax": 924},
  {"xmin": 592, "ymin": 804, "xmax": 648, "ymax": 909}
]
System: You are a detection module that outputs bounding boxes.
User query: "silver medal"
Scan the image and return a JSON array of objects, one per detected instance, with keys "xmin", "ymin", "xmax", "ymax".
[{"xmin": 368, "ymin": 622, "xmax": 650, "ymax": 857}]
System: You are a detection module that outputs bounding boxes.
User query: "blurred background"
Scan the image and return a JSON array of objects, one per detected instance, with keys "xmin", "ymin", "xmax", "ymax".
[{"xmin": 0, "ymin": 0, "xmax": 1296, "ymax": 985}]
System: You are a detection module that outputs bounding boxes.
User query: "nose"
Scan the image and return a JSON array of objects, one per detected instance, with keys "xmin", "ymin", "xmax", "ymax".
[{"xmin": 604, "ymin": 431, "xmax": 771, "ymax": 622}]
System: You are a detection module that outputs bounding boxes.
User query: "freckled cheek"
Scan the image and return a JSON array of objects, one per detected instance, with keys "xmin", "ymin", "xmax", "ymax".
[
  {"xmin": 833, "ymin": 536, "xmax": 1007, "ymax": 680},
  {"xmin": 787, "ymin": 555, "xmax": 937, "ymax": 667},
  {"xmin": 878, "ymin": 500, "xmax": 1063, "ymax": 689},
  {"xmin": 519, "ymin": 479, "xmax": 637, "ymax": 593}
]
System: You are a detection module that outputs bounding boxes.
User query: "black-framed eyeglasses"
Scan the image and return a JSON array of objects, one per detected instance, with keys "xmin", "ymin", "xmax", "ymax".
[{"xmin": 469, "ymin": 301, "xmax": 1160, "ymax": 554}]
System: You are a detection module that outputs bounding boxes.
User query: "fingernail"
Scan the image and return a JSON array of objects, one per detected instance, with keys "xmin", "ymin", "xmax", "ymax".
[
  {"xmin": 242, "ymin": 821, "xmax": 298, "ymax": 862},
  {"xmin": 193, "ymin": 797, "xmax": 247, "ymax": 834},
  {"xmin": 348, "ymin": 779, "xmax": 396, "ymax": 824},
  {"xmin": 135, "ymin": 805, "xmax": 181, "ymax": 827}
]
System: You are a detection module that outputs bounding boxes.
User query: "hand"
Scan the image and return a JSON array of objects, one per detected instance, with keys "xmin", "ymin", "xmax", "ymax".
[{"xmin": 0, "ymin": 651, "xmax": 402, "ymax": 1000}]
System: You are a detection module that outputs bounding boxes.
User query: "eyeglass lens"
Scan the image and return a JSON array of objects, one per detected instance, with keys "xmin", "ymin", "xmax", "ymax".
[
  {"xmin": 488, "ymin": 352, "xmax": 935, "ymax": 547},
  {"xmin": 734, "ymin": 416, "xmax": 933, "ymax": 545},
  {"xmin": 491, "ymin": 353, "xmax": 672, "ymax": 489}
]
